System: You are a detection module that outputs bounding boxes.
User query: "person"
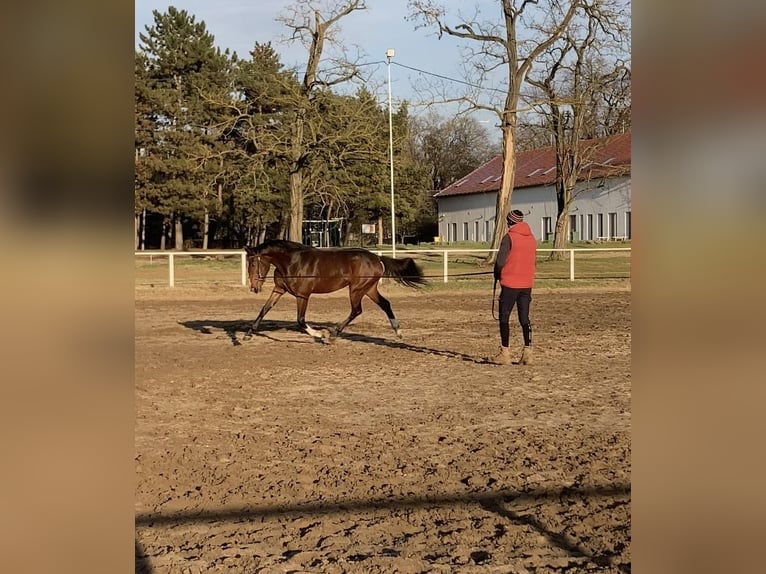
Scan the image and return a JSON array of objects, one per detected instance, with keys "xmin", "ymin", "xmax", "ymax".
[{"xmin": 492, "ymin": 209, "xmax": 536, "ymax": 365}]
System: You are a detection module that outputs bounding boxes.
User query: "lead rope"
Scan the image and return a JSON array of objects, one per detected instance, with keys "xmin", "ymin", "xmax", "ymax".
[{"xmin": 491, "ymin": 277, "xmax": 498, "ymax": 320}]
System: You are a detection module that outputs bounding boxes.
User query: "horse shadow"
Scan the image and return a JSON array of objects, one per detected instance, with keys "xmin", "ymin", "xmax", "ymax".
[
  {"xmin": 179, "ymin": 318, "xmax": 318, "ymax": 347},
  {"xmin": 179, "ymin": 319, "xmax": 492, "ymax": 365}
]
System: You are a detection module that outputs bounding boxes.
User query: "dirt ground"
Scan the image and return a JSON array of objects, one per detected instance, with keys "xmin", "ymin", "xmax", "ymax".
[{"xmin": 135, "ymin": 282, "xmax": 631, "ymax": 573}]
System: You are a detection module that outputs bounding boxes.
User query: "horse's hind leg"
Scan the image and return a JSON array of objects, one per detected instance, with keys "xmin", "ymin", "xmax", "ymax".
[
  {"xmin": 244, "ymin": 289, "xmax": 284, "ymax": 339},
  {"xmin": 366, "ymin": 284, "xmax": 401, "ymax": 338},
  {"xmin": 330, "ymin": 288, "xmax": 365, "ymax": 337}
]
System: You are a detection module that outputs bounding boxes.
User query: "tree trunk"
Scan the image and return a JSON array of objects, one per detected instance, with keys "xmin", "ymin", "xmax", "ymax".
[
  {"xmin": 289, "ymin": 169, "xmax": 304, "ymax": 243},
  {"xmin": 276, "ymin": 216, "xmax": 287, "ymax": 241},
  {"xmin": 135, "ymin": 214, "xmax": 140, "ymax": 250},
  {"xmin": 549, "ymin": 141, "xmax": 579, "ymax": 260},
  {"xmin": 377, "ymin": 214, "xmax": 384, "ymax": 245},
  {"xmin": 202, "ymin": 209, "xmax": 210, "ymax": 250},
  {"xmin": 485, "ymin": 122, "xmax": 517, "ymax": 263},
  {"xmin": 174, "ymin": 215, "xmax": 184, "ymax": 250},
  {"xmin": 288, "ymin": 106, "xmax": 306, "ymax": 243},
  {"xmin": 550, "ymin": 209, "xmax": 569, "ymax": 261},
  {"xmin": 160, "ymin": 217, "xmax": 167, "ymax": 251},
  {"xmin": 141, "ymin": 209, "xmax": 146, "ymax": 250},
  {"xmin": 216, "ymin": 157, "xmax": 224, "ymax": 248},
  {"xmin": 217, "ymin": 157, "xmax": 224, "ymax": 212}
]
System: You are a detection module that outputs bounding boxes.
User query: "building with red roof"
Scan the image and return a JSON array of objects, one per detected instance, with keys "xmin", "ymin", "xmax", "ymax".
[{"xmin": 433, "ymin": 132, "xmax": 631, "ymax": 243}]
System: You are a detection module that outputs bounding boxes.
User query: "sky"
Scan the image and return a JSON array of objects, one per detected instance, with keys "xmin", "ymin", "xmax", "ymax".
[{"xmin": 134, "ymin": 0, "xmax": 503, "ymax": 126}]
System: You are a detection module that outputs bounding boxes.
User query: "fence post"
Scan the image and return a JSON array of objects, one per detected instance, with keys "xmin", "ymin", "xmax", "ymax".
[
  {"xmin": 241, "ymin": 252, "xmax": 247, "ymax": 286},
  {"xmin": 169, "ymin": 252, "xmax": 175, "ymax": 287},
  {"xmin": 569, "ymin": 249, "xmax": 575, "ymax": 281},
  {"xmin": 443, "ymin": 250, "xmax": 449, "ymax": 283}
]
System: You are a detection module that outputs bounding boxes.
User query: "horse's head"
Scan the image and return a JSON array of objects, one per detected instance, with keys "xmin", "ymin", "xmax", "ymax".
[{"xmin": 245, "ymin": 246, "xmax": 270, "ymax": 293}]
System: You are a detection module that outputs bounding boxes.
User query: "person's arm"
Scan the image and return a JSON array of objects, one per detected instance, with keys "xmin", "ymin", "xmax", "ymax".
[{"xmin": 494, "ymin": 234, "xmax": 512, "ymax": 279}]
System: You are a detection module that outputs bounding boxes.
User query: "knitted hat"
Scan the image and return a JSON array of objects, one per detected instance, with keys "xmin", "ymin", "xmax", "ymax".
[{"xmin": 506, "ymin": 209, "xmax": 524, "ymax": 225}]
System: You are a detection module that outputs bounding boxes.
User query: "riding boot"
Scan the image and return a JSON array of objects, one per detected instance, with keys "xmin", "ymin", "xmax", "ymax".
[
  {"xmin": 519, "ymin": 346, "xmax": 533, "ymax": 365},
  {"xmin": 492, "ymin": 346, "xmax": 512, "ymax": 365}
]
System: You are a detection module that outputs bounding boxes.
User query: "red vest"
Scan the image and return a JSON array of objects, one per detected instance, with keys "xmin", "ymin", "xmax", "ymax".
[{"xmin": 500, "ymin": 222, "xmax": 536, "ymax": 288}]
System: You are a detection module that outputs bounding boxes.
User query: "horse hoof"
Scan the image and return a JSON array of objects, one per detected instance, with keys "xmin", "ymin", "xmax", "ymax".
[
  {"xmin": 305, "ymin": 324, "xmax": 332, "ymax": 340},
  {"xmin": 396, "ymin": 329, "xmax": 403, "ymax": 339},
  {"xmin": 322, "ymin": 334, "xmax": 337, "ymax": 345}
]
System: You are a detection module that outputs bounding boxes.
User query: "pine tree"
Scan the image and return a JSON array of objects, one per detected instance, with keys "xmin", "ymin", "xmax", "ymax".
[{"xmin": 138, "ymin": 6, "xmax": 231, "ymax": 249}]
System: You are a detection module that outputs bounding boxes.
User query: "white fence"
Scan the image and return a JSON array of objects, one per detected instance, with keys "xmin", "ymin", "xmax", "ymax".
[{"xmin": 135, "ymin": 248, "xmax": 631, "ymax": 287}]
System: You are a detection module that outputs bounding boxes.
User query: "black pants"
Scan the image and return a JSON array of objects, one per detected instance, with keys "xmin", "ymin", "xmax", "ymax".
[{"xmin": 498, "ymin": 286, "xmax": 532, "ymax": 347}]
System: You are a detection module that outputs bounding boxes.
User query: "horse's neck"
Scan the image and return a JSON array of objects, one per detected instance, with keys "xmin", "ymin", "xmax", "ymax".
[{"xmin": 261, "ymin": 249, "xmax": 294, "ymax": 268}]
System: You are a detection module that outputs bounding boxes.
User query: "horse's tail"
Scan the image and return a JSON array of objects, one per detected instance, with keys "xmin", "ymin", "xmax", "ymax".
[{"xmin": 380, "ymin": 256, "xmax": 427, "ymax": 288}]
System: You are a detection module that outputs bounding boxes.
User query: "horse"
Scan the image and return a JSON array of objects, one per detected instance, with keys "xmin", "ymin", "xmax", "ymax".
[{"xmin": 244, "ymin": 239, "xmax": 426, "ymax": 341}]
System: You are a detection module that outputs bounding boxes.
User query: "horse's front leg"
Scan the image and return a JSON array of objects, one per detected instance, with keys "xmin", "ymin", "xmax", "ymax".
[
  {"xmin": 243, "ymin": 289, "xmax": 284, "ymax": 339},
  {"xmin": 295, "ymin": 295, "xmax": 310, "ymax": 330},
  {"xmin": 299, "ymin": 296, "xmax": 334, "ymax": 340}
]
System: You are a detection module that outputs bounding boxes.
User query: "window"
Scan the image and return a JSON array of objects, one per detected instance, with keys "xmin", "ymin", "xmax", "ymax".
[
  {"xmin": 626, "ymin": 211, "xmax": 631, "ymax": 239},
  {"xmin": 450, "ymin": 223, "xmax": 457, "ymax": 243},
  {"xmin": 475, "ymin": 221, "xmax": 480, "ymax": 241},
  {"xmin": 609, "ymin": 212, "xmax": 617, "ymax": 239},
  {"xmin": 463, "ymin": 222, "xmax": 469, "ymax": 241},
  {"xmin": 598, "ymin": 213, "xmax": 605, "ymax": 238},
  {"xmin": 587, "ymin": 214, "xmax": 594, "ymax": 240},
  {"xmin": 542, "ymin": 216, "xmax": 553, "ymax": 242}
]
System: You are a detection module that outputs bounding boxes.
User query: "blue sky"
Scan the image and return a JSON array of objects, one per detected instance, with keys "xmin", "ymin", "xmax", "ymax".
[{"xmin": 134, "ymin": 0, "xmax": 503, "ymax": 125}]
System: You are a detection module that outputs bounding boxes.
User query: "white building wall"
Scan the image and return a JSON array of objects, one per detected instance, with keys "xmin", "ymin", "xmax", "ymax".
[
  {"xmin": 436, "ymin": 192, "xmax": 497, "ymax": 243},
  {"xmin": 436, "ymin": 176, "xmax": 631, "ymax": 243}
]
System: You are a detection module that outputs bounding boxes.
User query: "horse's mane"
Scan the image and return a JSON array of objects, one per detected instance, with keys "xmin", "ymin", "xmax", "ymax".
[{"xmin": 253, "ymin": 239, "xmax": 311, "ymax": 254}]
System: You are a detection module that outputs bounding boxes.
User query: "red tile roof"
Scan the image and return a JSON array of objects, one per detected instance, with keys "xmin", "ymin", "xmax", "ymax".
[{"xmin": 434, "ymin": 132, "xmax": 631, "ymax": 198}]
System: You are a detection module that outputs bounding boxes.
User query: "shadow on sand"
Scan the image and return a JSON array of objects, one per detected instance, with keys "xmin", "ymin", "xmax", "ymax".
[
  {"xmin": 135, "ymin": 483, "xmax": 630, "ymax": 572},
  {"xmin": 180, "ymin": 318, "xmax": 494, "ymax": 365}
]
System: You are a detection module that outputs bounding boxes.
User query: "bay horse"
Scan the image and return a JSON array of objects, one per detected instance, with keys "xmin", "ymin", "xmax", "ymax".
[{"xmin": 244, "ymin": 239, "xmax": 426, "ymax": 340}]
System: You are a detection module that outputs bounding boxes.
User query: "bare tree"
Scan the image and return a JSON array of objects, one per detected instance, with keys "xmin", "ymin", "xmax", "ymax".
[
  {"xmin": 526, "ymin": 1, "xmax": 630, "ymax": 258},
  {"xmin": 408, "ymin": 0, "xmax": 583, "ymax": 261},
  {"xmin": 411, "ymin": 110, "xmax": 498, "ymax": 190},
  {"xmin": 199, "ymin": 2, "xmax": 377, "ymax": 244},
  {"xmin": 278, "ymin": 0, "xmax": 368, "ymax": 242}
]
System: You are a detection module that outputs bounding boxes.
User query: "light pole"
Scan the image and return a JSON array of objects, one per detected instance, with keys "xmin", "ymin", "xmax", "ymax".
[{"xmin": 386, "ymin": 48, "xmax": 396, "ymax": 257}]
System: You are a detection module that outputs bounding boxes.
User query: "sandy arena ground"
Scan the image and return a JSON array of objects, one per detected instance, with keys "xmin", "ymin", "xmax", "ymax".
[{"xmin": 135, "ymin": 282, "xmax": 631, "ymax": 573}]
